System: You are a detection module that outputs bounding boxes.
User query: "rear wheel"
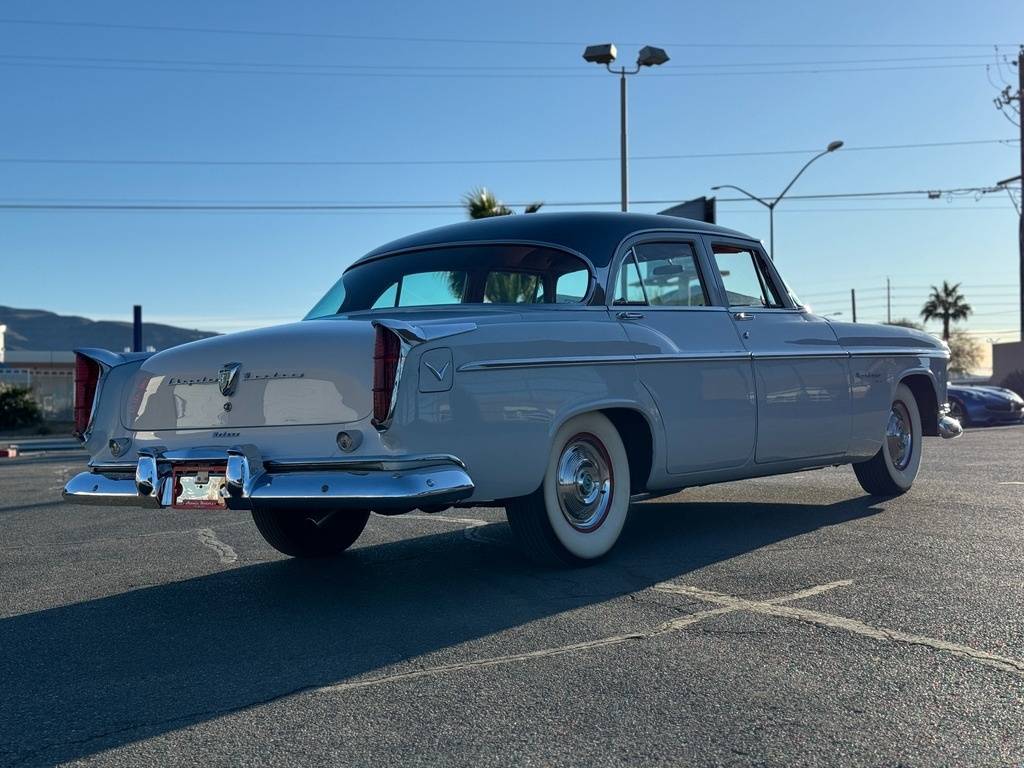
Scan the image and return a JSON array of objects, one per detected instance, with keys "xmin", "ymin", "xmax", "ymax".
[
  {"xmin": 505, "ymin": 412, "xmax": 630, "ymax": 566},
  {"xmin": 853, "ymin": 382, "xmax": 923, "ymax": 496},
  {"xmin": 251, "ymin": 508, "xmax": 370, "ymax": 558}
]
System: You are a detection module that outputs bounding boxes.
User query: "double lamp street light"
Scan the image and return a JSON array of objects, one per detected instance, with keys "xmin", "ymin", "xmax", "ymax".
[
  {"xmin": 583, "ymin": 43, "xmax": 669, "ymax": 212},
  {"xmin": 583, "ymin": 42, "xmax": 843, "ymax": 260}
]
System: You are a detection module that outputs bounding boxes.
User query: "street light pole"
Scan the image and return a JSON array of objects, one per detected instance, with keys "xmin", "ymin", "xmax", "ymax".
[
  {"xmin": 619, "ymin": 69, "xmax": 628, "ymax": 212},
  {"xmin": 583, "ymin": 44, "xmax": 670, "ymax": 212},
  {"xmin": 712, "ymin": 140, "xmax": 843, "ymax": 259}
]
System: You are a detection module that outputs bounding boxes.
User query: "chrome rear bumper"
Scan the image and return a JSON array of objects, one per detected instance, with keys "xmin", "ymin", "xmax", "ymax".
[{"xmin": 62, "ymin": 447, "xmax": 475, "ymax": 512}]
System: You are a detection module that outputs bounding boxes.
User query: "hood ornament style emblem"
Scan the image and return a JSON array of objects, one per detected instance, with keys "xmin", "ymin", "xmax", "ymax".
[{"xmin": 218, "ymin": 362, "xmax": 242, "ymax": 396}]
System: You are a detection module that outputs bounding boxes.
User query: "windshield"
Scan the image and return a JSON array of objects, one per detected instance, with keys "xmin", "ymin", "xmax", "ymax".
[{"xmin": 305, "ymin": 244, "xmax": 592, "ymax": 318}]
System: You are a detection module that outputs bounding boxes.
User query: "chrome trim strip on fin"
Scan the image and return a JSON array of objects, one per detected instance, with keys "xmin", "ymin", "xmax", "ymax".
[{"xmin": 371, "ymin": 318, "xmax": 477, "ymax": 345}]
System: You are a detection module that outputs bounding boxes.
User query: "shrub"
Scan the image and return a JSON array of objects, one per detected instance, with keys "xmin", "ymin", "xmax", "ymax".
[
  {"xmin": 0, "ymin": 386, "xmax": 42, "ymax": 430},
  {"xmin": 946, "ymin": 331, "xmax": 982, "ymax": 376},
  {"xmin": 1001, "ymin": 369, "xmax": 1024, "ymax": 399}
]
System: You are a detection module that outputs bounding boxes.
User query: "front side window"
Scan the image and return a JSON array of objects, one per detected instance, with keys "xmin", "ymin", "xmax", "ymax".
[
  {"xmin": 712, "ymin": 244, "xmax": 783, "ymax": 308},
  {"xmin": 612, "ymin": 242, "xmax": 707, "ymax": 307},
  {"xmin": 306, "ymin": 244, "xmax": 592, "ymax": 316}
]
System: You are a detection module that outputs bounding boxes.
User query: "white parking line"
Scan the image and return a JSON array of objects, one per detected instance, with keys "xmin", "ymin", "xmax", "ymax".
[
  {"xmin": 315, "ymin": 580, "xmax": 851, "ymax": 695},
  {"xmin": 654, "ymin": 582, "xmax": 1024, "ymax": 677},
  {"xmin": 197, "ymin": 527, "xmax": 238, "ymax": 565}
]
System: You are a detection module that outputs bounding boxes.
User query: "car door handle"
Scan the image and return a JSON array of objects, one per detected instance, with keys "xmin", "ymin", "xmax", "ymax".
[
  {"xmin": 733, "ymin": 312, "xmax": 755, "ymax": 321},
  {"xmin": 616, "ymin": 311, "xmax": 645, "ymax": 320}
]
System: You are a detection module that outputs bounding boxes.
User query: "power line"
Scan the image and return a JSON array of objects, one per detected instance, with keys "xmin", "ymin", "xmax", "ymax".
[
  {"xmin": 0, "ymin": 52, "xmax": 997, "ymax": 72},
  {"xmin": 0, "ymin": 58, "xmax": 995, "ymax": 79},
  {"xmin": 0, "ymin": 18, "xmax": 1012, "ymax": 48},
  {"xmin": 0, "ymin": 139, "xmax": 1014, "ymax": 168}
]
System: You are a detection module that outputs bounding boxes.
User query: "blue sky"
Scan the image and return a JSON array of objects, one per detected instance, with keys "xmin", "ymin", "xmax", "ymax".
[{"xmin": 0, "ymin": 0, "xmax": 1021, "ymax": 341}]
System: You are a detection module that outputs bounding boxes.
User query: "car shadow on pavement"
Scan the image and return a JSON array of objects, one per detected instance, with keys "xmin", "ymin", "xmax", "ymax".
[{"xmin": 0, "ymin": 495, "xmax": 883, "ymax": 766}]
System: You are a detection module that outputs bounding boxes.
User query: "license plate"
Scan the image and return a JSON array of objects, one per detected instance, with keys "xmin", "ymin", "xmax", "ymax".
[{"xmin": 172, "ymin": 464, "xmax": 228, "ymax": 509}]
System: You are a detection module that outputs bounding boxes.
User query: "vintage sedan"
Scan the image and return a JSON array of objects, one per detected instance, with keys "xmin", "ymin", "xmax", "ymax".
[{"xmin": 64, "ymin": 212, "xmax": 962, "ymax": 565}]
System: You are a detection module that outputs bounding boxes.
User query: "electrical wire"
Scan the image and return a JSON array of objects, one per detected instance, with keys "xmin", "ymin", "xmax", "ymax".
[
  {"xmin": 0, "ymin": 18, "xmax": 1011, "ymax": 49},
  {"xmin": 0, "ymin": 139, "xmax": 1014, "ymax": 168}
]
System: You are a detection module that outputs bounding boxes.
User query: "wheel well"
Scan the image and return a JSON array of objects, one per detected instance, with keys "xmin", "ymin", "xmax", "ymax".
[
  {"xmin": 901, "ymin": 374, "xmax": 939, "ymax": 436},
  {"xmin": 600, "ymin": 408, "xmax": 653, "ymax": 494}
]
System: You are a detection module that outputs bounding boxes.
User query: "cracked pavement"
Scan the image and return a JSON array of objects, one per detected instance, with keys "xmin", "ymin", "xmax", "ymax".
[{"xmin": 1, "ymin": 425, "xmax": 1023, "ymax": 766}]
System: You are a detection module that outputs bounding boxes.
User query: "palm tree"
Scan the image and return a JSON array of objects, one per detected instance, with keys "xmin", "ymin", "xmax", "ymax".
[
  {"xmin": 464, "ymin": 187, "xmax": 542, "ymax": 219},
  {"xmin": 920, "ymin": 281, "xmax": 972, "ymax": 340}
]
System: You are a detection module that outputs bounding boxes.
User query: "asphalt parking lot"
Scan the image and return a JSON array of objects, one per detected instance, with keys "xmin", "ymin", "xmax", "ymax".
[{"xmin": 1, "ymin": 426, "xmax": 1023, "ymax": 767}]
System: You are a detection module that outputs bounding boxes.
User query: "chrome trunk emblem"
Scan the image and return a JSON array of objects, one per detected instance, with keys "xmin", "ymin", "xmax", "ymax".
[{"xmin": 217, "ymin": 362, "xmax": 242, "ymax": 396}]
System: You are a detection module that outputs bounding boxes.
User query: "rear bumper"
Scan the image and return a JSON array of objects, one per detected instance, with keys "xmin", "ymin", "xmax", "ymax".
[{"xmin": 62, "ymin": 447, "xmax": 474, "ymax": 512}]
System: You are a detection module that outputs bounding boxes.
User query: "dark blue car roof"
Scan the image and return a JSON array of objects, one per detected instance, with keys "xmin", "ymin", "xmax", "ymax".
[{"xmin": 354, "ymin": 211, "xmax": 752, "ymax": 269}]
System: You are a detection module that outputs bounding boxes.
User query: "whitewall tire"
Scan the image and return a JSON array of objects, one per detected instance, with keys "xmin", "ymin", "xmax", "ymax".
[
  {"xmin": 505, "ymin": 412, "xmax": 631, "ymax": 565},
  {"xmin": 853, "ymin": 382, "xmax": 923, "ymax": 496}
]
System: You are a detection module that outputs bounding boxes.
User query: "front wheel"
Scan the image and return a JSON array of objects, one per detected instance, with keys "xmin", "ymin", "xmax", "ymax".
[
  {"xmin": 251, "ymin": 508, "xmax": 370, "ymax": 558},
  {"xmin": 505, "ymin": 412, "xmax": 631, "ymax": 566},
  {"xmin": 853, "ymin": 382, "xmax": 923, "ymax": 496}
]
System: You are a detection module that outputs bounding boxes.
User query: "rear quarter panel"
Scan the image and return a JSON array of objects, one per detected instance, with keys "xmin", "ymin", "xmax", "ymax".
[{"xmin": 383, "ymin": 309, "xmax": 664, "ymax": 501}]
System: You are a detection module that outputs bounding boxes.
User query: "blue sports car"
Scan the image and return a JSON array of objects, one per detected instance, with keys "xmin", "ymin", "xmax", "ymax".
[{"xmin": 947, "ymin": 384, "xmax": 1024, "ymax": 427}]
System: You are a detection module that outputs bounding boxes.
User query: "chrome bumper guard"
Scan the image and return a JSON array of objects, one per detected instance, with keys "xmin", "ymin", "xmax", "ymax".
[
  {"xmin": 62, "ymin": 446, "xmax": 475, "ymax": 512},
  {"xmin": 937, "ymin": 404, "xmax": 963, "ymax": 440}
]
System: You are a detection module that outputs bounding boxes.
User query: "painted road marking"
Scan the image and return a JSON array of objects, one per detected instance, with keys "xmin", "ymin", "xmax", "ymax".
[
  {"xmin": 197, "ymin": 527, "xmax": 238, "ymax": 565},
  {"xmin": 315, "ymin": 580, "xmax": 851, "ymax": 695},
  {"xmin": 654, "ymin": 582, "xmax": 1024, "ymax": 677}
]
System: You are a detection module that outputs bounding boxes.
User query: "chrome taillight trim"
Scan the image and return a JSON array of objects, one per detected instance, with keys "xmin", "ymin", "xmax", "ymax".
[
  {"xmin": 370, "ymin": 322, "xmax": 409, "ymax": 432},
  {"xmin": 73, "ymin": 352, "xmax": 107, "ymax": 443}
]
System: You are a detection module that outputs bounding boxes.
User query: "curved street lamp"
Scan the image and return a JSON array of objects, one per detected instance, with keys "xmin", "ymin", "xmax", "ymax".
[
  {"xmin": 583, "ymin": 43, "xmax": 670, "ymax": 211},
  {"xmin": 712, "ymin": 140, "xmax": 843, "ymax": 259}
]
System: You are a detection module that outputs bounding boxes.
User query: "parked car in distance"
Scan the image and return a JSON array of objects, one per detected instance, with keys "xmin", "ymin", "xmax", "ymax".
[
  {"xmin": 947, "ymin": 383, "xmax": 1024, "ymax": 427},
  {"xmin": 64, "ymin": 212, "xmax": 963, "ymax": 566}
]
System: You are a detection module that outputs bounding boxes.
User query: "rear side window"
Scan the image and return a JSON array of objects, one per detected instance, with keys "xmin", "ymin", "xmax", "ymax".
[
  {"xmin": 712, "ymin": 244, "xmax": 783, "ymax": 308},
  {"xmin": 613, "ymin": 242, "xmax": 707, "ymax": 307},
  {"xmin": 307, "ymin": 244, "xmax": 592, "ymax": 316}
]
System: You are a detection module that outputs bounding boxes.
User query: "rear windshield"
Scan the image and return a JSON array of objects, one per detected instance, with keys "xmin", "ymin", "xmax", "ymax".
[{"xmin": 306, "ymin": 244, "xmax": 592, "ymax": 317}]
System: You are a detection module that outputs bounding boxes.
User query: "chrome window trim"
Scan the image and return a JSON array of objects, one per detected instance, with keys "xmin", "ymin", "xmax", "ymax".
[{"xmin": 606, "ymin": 232, "xmax": 716, "ymax": 310}]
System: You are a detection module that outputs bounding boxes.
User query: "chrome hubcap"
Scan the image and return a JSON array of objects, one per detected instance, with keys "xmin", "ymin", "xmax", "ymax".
[
  {"xmin": 886, "ymin": 401, "xmax": 913, "ymax": 471},
  {"xmin": 556, "ymin": 433, "xmax": 613, "ymax": 532}
]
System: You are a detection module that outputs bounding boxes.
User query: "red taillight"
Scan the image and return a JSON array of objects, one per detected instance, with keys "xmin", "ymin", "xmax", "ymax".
[
  {"xmin": 73, "ymin": 353, "xmax": 101, "ymax": 438},
  {"xmin": 372, "ymin": 326, "xmax": 401, "ymax": 426}
]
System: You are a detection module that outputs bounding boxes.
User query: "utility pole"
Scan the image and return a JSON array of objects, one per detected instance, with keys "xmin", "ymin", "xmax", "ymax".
[
  {"xmin": 850, "ymin": 289, "xmax": 857, "ymax": 323},
  {"xmin": 1018, "ymin": 46, "xmax": 1023, "ymax": 339},
  {"xmin": 886, "ymin": 278, "xmax": 892, "ymax": 324},
  {"xmin": 993, "ymin": 46, "xmax": 1023, "ymax": 337}
]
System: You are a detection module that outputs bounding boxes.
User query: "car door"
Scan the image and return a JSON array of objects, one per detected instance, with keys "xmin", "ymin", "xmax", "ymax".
[
  {"xmin": 610, "ymin": 234, "xmax": 756, "ymax": 474},
  {"xmin": 704, "ymin": 237, "xmax": 851, "ymax": 463}
]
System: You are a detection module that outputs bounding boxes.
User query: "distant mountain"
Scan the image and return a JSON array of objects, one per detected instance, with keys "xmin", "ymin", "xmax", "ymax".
[{"xmin": 0, "ymin": 306, "xmax": 218, "ymax": 352}]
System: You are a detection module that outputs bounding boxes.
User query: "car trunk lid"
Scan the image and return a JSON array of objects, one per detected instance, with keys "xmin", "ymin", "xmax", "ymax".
[{"xmin": 123, "ymin": 320, "xmax": 374, "ymax": 431}]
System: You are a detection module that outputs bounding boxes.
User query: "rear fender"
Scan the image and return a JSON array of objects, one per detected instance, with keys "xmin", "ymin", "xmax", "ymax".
[{"xmin": 75, "ymin": 349, "xmax": 152, "ymax": 458}]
